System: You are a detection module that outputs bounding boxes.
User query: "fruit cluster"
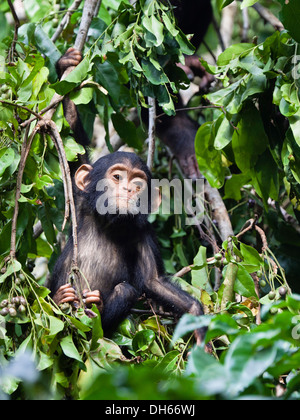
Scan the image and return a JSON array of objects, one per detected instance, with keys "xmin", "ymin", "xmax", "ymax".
[{"xmin": 0, "ymin": 296, "xmax": 27, "ymax": 317}]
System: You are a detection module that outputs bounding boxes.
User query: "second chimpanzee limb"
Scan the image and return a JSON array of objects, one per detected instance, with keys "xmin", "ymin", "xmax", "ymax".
[
  {"xmin": 143, "ymin": 276, "xmax": 205, "ymax": 344},
  {"xmin": 154, "ymin": 0, "xmax": 213, "ymax": 180},
  {"xmin": 56, "ymin": 48, "xmax": 90, "ymax": 164}
]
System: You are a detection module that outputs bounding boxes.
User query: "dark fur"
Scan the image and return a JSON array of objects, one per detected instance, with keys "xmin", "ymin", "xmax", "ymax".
[{"xmin": 50, "ymin": 152, "xmax": 204, "ymax": 334}]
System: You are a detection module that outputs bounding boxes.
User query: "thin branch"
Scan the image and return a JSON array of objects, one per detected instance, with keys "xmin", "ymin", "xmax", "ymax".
[
  {"xmin": 252, "ymin": 3, "xmax": 284, "ymax": 31},
  {"xmin": 255, "ymin": 225, "xmax": 268, "ymax": 254},
  {"xmin": 51, "ymin": 0, "xmax": 84, "ymax": 43},
  {"xmin": 7, "ymin": 0, "xmax": 20, "ymax": 63},
  {"xmin": 94, "ymin": 0, "xmax": 103, "ymax": 17},
  {"xmin": 146, "ymin": 97, "xmax": 156, "ymax": 171},
  {"xmin": 0, "ymin": 100, "xmax": 44, "ymax": 121},
  {"xmin": 242, "ymin": 7, "xmax": 250, "ymax": 42},
  {"xmin": 236, "ymin": 218, "xmax": 256, "ymax": 239},
  {"xmin": 46, "ymin": 121, "xmax": 78, "ymax": 267},
  {"xmin": 10, "ymin": 125, "xmax": 39, "ymax": 259},
  {"xmin": 130, "ymin": 308, "xmax": 174, "ymax": 318},
  {"xmin": 20, "ymin": 97, "xmax": 64, "ymax": 128}
]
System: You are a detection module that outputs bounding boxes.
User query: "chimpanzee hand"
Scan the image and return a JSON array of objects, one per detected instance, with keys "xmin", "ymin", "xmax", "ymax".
[
  {"xmin": 82, "ymin": 289, "xmax": 103, "ymax": 312},
  {"xmin": 53, "ymin": 283, "xmax": 79, "ymax": 306},
  {"xmin": 56, "ymin": 47, "xmax": 82, "ymax": 78}
]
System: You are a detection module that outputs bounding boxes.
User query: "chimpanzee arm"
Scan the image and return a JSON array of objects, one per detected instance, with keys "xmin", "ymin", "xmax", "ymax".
[
  {"xmin": 144, "ymin": 277, "xmax": 206, "ymax": 344},
  {"xmin": 101, "ymin": 282, "xmax": 139, "ymax": 334}
]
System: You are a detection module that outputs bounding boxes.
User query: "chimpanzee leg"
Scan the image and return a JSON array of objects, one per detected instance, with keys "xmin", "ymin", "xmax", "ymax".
[
  {"xmin": 101, "ymin": 282, "xmax": 139, "ymax": 334},
  {"xmin": 144, "ymin": 277, "xmax": 206, "ymax": 344}
]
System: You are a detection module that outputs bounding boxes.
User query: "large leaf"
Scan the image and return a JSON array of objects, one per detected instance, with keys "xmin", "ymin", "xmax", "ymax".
[
  {"xmin": 278, "ymin": 0, "xmax": 300, "ymax": 43},
  {"xmin": 232, "ymin": 103, "xmax": 268, "ymax": 173},
  {"xmin": 195, "ymin": 122, "xmax": 225, "ymax": 189}
]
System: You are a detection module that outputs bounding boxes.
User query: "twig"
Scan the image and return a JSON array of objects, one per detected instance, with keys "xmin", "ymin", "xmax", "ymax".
[
  {"xmin": 147, "ymin": 97, "xmax": 156, "ymax": 171},
  {"xmin": 20, "ymin": 97, "xmax": 64, "ymax": 128},
  {"xmin": 156, "ymin": 104, "xmax": 237, "ymax": 131},
  {"xmin": 94, "ymin": 0, "xmax": 103, "ymax": 17},
  {"xmin": 255, "ymin": 225, "xmax": 268, "ymax": 254},
  {"xmin": 130, "ymin": 308, "xmax": 174, "ymax": 318},
  {"xmin": 252, "ymin": 273, "xmax": 261, "ymax": 325},
  {"xmin": 51, "ymin": 0, "xmax": 84, "ymax": 43},
  {"xmin": 7, "ymin": 0, "xmax": 20, "ymax": 63},
  {"xmin": 242, "ymin": 7, "xmax": 250, "ymax": 42},
  {"xmin": 0, "ymin": 100, "xmax": 43, "ymax": 121},
  {"xmin": 236, "ymin": 218, "xmax": 256, "ymax": 239},
  {"xmin": 10, "ymin": 125, "xmax": 39, "ymax": 259},
  {"xmin": 252, "ymin": 3, "xmax": 284, "ymax": 31},
  {"xmin": 45, "ymin": 121, "xmax": 78, "ymax": 267}
]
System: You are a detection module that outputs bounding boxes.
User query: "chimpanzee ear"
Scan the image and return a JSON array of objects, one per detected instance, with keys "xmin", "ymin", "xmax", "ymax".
[
  {"xmin": 151, "ymin": 187, "xmax": 162, "ymax": 214},
  {"xmin": 75, "ymin": 164, "xmax": 93, "ymax": 191}
]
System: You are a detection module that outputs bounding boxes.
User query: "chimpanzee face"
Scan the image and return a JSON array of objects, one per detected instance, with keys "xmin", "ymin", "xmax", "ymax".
[
  {"xmin": 104, "ymin": 162, "xmax": 148, "ymax": 215},
  {"xmin": 74, "ymin": 152, "xmax": 160, "ymax": 218}
]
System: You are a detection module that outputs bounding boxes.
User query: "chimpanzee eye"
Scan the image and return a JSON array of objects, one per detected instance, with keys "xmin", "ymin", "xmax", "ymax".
[
  {"xmin": 133, "ymin": 181, "xmax": 144, "ymax": 191},
  {"xmin": 113, "ymin": 173, "xmax": 123, "ymax": 182}
]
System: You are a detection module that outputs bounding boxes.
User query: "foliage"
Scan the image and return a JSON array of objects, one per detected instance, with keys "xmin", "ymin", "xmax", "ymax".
[{"xmin": 0, "ymin": 0, "xmax": 299, "ymax": 400}]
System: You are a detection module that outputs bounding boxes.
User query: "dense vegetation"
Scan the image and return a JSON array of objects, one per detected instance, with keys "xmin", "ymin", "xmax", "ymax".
[{"xmin": 0, "ymin": 0, "xmax": 300, "ymax": 400}]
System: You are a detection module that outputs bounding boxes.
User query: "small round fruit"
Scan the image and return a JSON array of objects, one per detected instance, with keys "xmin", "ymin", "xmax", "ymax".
[
  {"xmin": 0, "ymin": 308, "xmax": 9, "ymax": 316},
  {"xmin": 214, "ymin": 253, "xmax": 222, "ymax": 261},
  {"xmin": 0, "ymin": 299, "xmax": 9, "ymax": 308},
  {"xmin": 268, "ymin": 291, "xmax": 276, "ymax": 301},
  {"xmin": 259, "ymin": 280, "xmax": 267, "ymax": 288},
  {"xmin": 11, "ymin": 297, "xmax": 20, "ymax": 305},
  {"xmin": 8, "ymin": 307, "xmax": 17, "ymax": 317},
  {"xmin": 279, "ymin": 287, "xmax": 287, "ymax": 297},
  {"xmin": 270, "ymin": 307, "xmax": 278, "ymax": 315},
  {"xmin": 19, "ymin": 297, "xmax": 27, "ymax": 306},
  {"xmin": 18, "ymin": 305, "xmax": 26, "ymax": 314}
]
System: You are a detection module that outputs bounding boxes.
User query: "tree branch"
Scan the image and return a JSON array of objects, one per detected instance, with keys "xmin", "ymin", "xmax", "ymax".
[
  {"xmin": 147, "ymin": 97, "xmax": 156, "ymax": 171},
  {"xmin": 7, "ymin": 0, "xmax": 20, "ymax": 63},
  {"xmin": 51, "ymin": 0, "xmax": 84, "ymax": 44},
  {"xmin": 44, "ymin": 0, "xmax": 99, "ymax": 123},
  {"xmin": 10, "ymin": 125, "xmax": 39, "ymax": 259}
]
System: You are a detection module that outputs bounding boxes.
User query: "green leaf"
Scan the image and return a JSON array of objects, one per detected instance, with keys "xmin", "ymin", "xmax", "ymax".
[
  {"xmin": 217, "ymin": 43, "xmax": 254, "ymax": 66},
  {"xmin": 279, "ymin": 0, "xmax": 300, "ymax": 43},
  {"xmin": 224, "ymin": 333, "xmax": 279, "ymax": 396},
  {"xmin": 63, "ymin": 137, "xmax": 86, "ymax": 161},
  {"xmin": 0, "ymin": 148, "xmax": 15, "ymax": 177},
  {"xmin": 214, "ymin": 114, "xmax": 235, "ymax": 150},
  {"xmin": 70, "ymin": 87, "xmax": 94, "ymax": 105},
  {"xmin": 132, "ymin": 330, "xmax": 155, "ymax": 353},
  {"xmin": 234, "ymin": 264, "xmax": 258, "ymax": 298},
  {"xmin": 192, "ymin": 246, "xmax": 212, "ymax": 293},
  {"xmin": 155, "ymin": 350, "xmax": 181, "ymax": 373},
  {"xmin": 224, "ymin": 173, "xmax": 251, "ymax": 201},
  {"xmin": 142, "ymin": 15, "xmax": 164, "ymax": 47},
  {"xmin": 141, "ymin": 59, "xmax": 168, "ymax": 86},
  {"xmin": 48, "ymin": 315, "xmax": 65, "ymax": 337},
  {"xmin": 232, "ymin": 103, "xmax": 268, "ymax": 172},
  {"xmin": 60, "ymin": 335, "xmax": 83, "ymax": 363},
  {"xmin": 240, "ymin": 243, "xmax": 264, "ymax": 273},
  {"xmin": 251, "ymin": 149, "xmax": 279, "ymax": 208},
  {"xmin": 0, "ymin": 260, "xmax": 22, "ymax": 284},
  {"xmin": 195, "ymin": 122, "xmax": 225, "ymax": 189},
  {"xmin": 111, "ymin": 113, "xmax": 143, "ymax": 149},
  {"xmin": 241, "ymin": 0, "xmax": 259, "ymax": 8},
  {"xmin": 52, "ymin": 56, "xmax": 91, "ymax": 95}
]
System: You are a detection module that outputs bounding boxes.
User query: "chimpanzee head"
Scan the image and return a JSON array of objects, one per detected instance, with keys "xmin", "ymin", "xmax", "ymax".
[{"xmin": 75, "ymin": 152, "xmax": 160, "ymax": 225}]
